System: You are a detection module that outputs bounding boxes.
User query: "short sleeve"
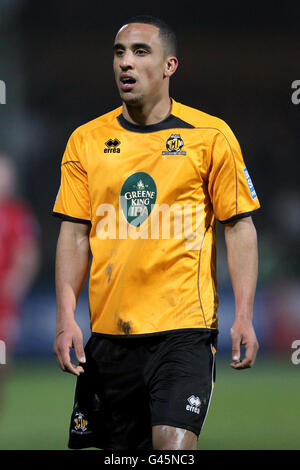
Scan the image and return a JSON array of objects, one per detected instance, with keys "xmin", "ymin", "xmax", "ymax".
[
  {"xmin": 52, "ymin": 130, "xmax": 91, "ymax": 223},
  {"xmin": 207, "ymin": 124, "xmax": 260, "ymax": 223}
]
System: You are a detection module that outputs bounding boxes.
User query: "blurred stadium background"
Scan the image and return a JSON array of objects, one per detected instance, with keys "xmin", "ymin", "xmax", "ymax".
[{"xmin": 0, "ymin": 0, "xmax": 299, "ymax": 450}]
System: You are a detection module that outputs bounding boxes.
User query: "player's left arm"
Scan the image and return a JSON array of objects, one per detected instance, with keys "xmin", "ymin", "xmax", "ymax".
[{"xmin": 224, "ymin": 215, "xmax": 259, "ymax": 370}]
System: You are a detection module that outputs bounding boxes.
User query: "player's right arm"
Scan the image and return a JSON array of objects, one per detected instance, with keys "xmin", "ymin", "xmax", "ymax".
[{"xmin": 53, "ymin": 220, "xmax": 90, "ymax": 376}]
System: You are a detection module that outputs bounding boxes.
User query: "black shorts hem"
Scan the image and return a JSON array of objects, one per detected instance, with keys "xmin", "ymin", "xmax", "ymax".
[
  {"xmin": 68, "ymin": 441, "xmax": 103, "ymax": 450},
  {"xmin": 151, "ymin": 421, "xmax": 201, "ymax": 437}
]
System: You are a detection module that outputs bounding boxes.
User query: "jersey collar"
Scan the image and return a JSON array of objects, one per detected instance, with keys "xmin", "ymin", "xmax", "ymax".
[{"xmin": 117, "ymin": 99, "xmax": 193, "ymax": 133}]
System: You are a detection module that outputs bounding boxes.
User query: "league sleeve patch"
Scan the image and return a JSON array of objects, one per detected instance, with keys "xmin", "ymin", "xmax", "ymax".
[{"xmin": 243, "ymin": 168, "xmax": 257, "ymax": 199}]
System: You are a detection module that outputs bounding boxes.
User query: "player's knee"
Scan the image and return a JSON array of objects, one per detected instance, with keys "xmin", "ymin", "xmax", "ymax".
[{"xmin": 153, "ymin": 432, "xmax": 177, "ymax": 450}]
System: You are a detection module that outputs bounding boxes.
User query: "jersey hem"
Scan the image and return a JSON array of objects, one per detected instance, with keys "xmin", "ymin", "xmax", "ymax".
[
  {"xmin": 218, "ymin": 208, "xmax": 260, "ymax": 224},
  {"xmin": 52, "ymin": 211, "xmax": 91, "ymax": 224},
  {"xmin": 91, "ymin": 327, "xmax": 218, "ymax": 338}
]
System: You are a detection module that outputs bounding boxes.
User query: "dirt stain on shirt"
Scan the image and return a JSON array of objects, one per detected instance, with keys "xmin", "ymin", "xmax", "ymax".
[
  {"xmin": 105, "ymin": 264, "xmax": 113, "ymax": 283},
  {"xmin": 117, "ymin": 318, "xmax": 132, "ymax": 335}
]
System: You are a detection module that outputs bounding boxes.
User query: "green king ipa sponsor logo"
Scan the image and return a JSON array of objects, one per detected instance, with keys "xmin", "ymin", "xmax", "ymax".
[{"xmin": 120, "ymin": 172, "xmax": 157, "ymax": 227}]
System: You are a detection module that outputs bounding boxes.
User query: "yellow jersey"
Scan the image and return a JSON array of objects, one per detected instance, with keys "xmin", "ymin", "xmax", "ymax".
[{"xmin": 53, "ymin": 98, "xmax": 260, "ymax": 335}]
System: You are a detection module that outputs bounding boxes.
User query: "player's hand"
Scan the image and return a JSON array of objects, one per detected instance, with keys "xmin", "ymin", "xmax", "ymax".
[
  {"xmin": 53, "ymin": 320, "xmax": 86, "ymax": 376},
  {"xmin": 230, "ymin": 317, "xmax": 259, "ymax": 370}
]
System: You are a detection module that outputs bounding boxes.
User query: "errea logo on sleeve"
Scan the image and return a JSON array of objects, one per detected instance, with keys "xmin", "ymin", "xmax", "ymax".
[{"xmin": 243, "ymin": 167, "xmax": 257, "ymax": 199}]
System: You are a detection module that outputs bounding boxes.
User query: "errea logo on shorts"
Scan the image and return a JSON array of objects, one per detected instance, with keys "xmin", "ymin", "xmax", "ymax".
[{"xmin": 186, "ymin": 395, "xmax": 201, "ymax": 414}]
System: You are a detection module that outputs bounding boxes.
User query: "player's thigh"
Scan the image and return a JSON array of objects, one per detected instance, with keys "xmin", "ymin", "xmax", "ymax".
[{"xmin": 152, "ymin": 424, "xmax": 197, "ymax": 450}]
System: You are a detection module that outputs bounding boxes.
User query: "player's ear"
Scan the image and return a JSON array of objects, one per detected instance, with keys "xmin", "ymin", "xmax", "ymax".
[{"xmin": 163, "ymin": 56, "xmax": 178, "ymax": 78}]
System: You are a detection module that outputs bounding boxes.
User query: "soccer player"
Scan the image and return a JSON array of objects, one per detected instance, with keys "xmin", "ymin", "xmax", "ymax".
[{"xmin": 53, "ymin": 16, "xmax": 260, "ymax": 450}]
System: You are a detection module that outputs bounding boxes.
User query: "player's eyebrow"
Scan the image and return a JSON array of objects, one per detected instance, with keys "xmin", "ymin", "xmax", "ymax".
[{"xmin": 113, "ymin": 42, "xmax": 152, "ymax": 52}]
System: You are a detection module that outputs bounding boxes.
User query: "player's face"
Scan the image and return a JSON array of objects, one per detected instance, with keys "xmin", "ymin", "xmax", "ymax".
[{"xmin": 113, "ymin": 23, "xmax": 169, "ymax": 105}]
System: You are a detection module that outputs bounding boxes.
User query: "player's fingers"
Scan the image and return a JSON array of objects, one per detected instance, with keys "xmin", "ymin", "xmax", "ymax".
[
  {"xmin": 59, "ymin": 344, "xmax": 83, "ymax": 376},
  {"xmin": 53, "ymin": 342, "xmax": 67, "ymax": 371},
  {"xmin": 53, "ymin": 347, "xmax": 66, "ymax": 371},
  {"xmin": 70, "ymin": 364, "xmax": 85, "ymax": 375},
  {"xmin": 245, "ymin": 340, "xmax": 259, "ymax": 367},
  {"xmin": 63, "ymin": 359, "xmax": 84, "ymax": 376},
  {"xmin": 231, "ymin": 357, "xmax": 251, "ymax": 369},
  {"xmin": 231, "ymin": 341, "xmax": 259, "ymax": 369},
  {"xmin": 230, "ymin": 328, "xmax": 241, "ymax": 362},
  {"xmin": 73, "ymin": 336, "xmax": 86, "ymax": 364}
]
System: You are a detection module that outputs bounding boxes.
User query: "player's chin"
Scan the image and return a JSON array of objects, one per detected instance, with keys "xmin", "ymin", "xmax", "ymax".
[{"xmin": 119, "ymin": 91, "xmax": 144, "ymax": 106}]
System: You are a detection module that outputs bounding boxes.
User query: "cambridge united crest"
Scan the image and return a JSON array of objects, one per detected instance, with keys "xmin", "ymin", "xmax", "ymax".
[
  {"xmin": 72, "ymin": 411, "xmax": 89, "ymax": 434},
  {"xmin": 162, "ymin": 134, "xmax": 186, "ymax": 155}
]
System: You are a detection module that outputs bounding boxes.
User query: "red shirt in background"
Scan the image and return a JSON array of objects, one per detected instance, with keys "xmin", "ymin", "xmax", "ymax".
[{"xmin": 0, "ymin": 200, "xmax": 39, "ymax": 342}]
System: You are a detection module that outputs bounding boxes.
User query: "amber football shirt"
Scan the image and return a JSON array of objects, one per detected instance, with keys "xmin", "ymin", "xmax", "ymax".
[{"xmin": 53, "ymin": 98, "xmax": 260, "ymax": 335}]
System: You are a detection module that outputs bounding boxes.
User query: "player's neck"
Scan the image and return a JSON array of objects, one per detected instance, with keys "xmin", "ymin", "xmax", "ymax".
[{"xmin": 122, "ymin": 96, "xmax": 172, "ymax": 126}]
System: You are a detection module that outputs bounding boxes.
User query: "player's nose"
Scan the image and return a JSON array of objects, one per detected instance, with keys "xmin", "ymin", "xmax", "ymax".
[{"xmin": 119, "ymin": 51, "xmax": 134, "ymax": 70}]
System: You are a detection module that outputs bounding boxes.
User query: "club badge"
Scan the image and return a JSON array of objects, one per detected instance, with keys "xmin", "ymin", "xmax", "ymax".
[{"xmin": 162, "ymin": 134, "xmax": 186, "ymax": 155}]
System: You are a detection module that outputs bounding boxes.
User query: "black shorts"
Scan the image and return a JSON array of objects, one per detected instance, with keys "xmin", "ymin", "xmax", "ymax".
[{"xmin": 68, "ymin": 329, "xmax": 217, "ymax": 450}]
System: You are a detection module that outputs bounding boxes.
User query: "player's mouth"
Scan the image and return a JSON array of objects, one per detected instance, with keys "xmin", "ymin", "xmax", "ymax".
[{"xmin": 120, "ymin": 75, "xmax": 137, "ymax": 92}]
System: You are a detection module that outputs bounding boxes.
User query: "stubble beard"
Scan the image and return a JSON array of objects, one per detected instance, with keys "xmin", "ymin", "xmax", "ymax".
[{"xmin": 120, "ymin": 93, "xmax": 144, "ymax": 106}]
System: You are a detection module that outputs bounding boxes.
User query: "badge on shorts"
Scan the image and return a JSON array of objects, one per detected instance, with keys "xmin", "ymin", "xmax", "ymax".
[{"xmin": 72, "ymin": 411, "xmax": 89, "ymax": 434}]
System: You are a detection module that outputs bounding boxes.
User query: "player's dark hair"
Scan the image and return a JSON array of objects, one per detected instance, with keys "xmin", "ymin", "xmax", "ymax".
[{"xmin": 122, "ymin": 15, "xmax": 177, "ymax": 57}]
